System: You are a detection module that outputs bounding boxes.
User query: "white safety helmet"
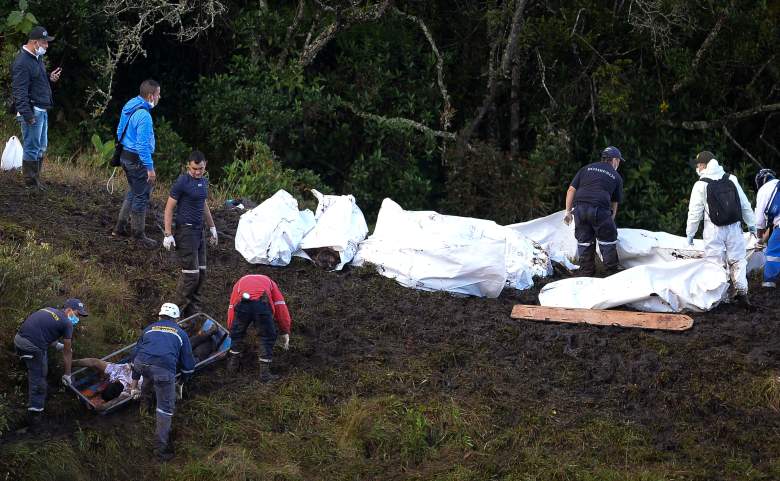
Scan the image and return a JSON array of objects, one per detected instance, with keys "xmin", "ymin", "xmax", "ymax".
[{"xmin": 158, "ymin": 302, "xmax": 180, "ymax": 319}]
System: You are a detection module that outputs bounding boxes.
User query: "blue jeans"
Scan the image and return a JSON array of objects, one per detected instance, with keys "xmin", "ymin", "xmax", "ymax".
[
  {"xmin": 121, "ymin": 154, "xmax": 153, "ymax": 213},
  {"xmin": 14, "ymin": 334, "xmax": 47, "ymax": 412},
  {"xmin": 765, "ymin": 228, "xmax": 780, "ymax": 284},
  {"xmin": 17, "ymin": 109, "xmax": 48, "ymax": 162},
  {"xmin": 231, "ymin": 299, "xmax": 277, "ymax": 361},
  {"xmin": 134, "ymin": 362, "xmax": 176, "ymax": 449}
]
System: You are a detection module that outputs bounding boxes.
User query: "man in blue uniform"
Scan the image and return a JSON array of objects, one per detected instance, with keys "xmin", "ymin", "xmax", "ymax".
[
  {"xmin": 111, "ymin": 79, "xmax": 161, "ymax": 249},
  {"xmin": 563, "ymin": 146, "xmax": 627, "ymax": 276},
  {"xmin": 162, "ymin": 151, "xmax": 218, "ymax": 318},
  {"xmin": 129, "ymin": 302, "xmax": 194, "ymax": 461},
  {"xmin": 13, "ymin": 298, "xmax": 88, "ymax": 422}
]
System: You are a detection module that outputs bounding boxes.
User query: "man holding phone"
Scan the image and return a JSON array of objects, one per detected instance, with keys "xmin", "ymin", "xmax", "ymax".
[{"xmin": 11, "ymin": 26, "xmax": 62, "ymax": 190}]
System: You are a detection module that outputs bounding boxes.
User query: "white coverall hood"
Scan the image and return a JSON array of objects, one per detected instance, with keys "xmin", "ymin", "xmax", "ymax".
[{"xmin": 685, "ymin": 157, "xmax": 755, "ymax": 295}]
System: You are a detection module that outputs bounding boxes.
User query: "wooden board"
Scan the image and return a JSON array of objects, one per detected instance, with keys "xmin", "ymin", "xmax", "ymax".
[{"xmin": 510, "ymin": 304, "xmax": 693, "ymax": 331}]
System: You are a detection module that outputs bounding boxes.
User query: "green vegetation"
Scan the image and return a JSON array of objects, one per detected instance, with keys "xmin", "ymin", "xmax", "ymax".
[{"xmin": 1, "ymin": 0, "xmax": 776, "ymax": 230}]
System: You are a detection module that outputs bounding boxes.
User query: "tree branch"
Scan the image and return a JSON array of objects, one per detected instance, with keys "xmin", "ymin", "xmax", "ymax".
[
  {"xmin": 671, "ymin": 12, "xmax": 727, "ymax": 94},
  {"xmin": 300, "ymin": 0, "xmax": 393, "ymax": 67},
  {"xmin": 278, "ymin": 0, "xmax": 307, "ymax": 67},
  {"xmin": 500, "ymin": 0, "xmax": 529, "ymax": 78},
  {"xmin": 723, "ymin": 125, "xmax": 763, "ymax": 169},
  {"xmin": 659, "ymin": 103, "xmax": 780, "ymax": 130},
  {"xmin": 343, "ymin": 101, "xmax": 456, "ymax": 140},
  {"xmin": 392, "ymin": 7, "xmax": 454, "ymax": 130}
]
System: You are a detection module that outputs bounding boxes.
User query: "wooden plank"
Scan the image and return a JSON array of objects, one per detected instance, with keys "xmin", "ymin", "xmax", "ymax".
[{"xmin": 510, "ymin": 304, "xmax": 693, "ymax": 331}]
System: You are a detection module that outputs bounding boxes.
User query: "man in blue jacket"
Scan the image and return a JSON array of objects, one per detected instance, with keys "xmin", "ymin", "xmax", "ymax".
[
  {"xmin": 129, "ymin": 302, "xmax": 195, "ymax": 461},
  {"xmin": 112, "ymin": 79, "xmax": 161, "ymax": 249},
  {"xmin": 13, "ymin": 299, "xmax": 88, "ymax": 425},
  {"xmin": 11, "ymin": 26, "xmax": 62, "ymax": 190}
]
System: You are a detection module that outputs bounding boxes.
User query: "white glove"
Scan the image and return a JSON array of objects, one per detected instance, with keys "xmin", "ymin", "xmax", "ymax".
[
  {"xmin": 53, "ymin": 341, "xmax": 64, "ymax": 351},
  {"xmin": 175, "ymin": 382, "xmax": 184, "ymax": 400},
  {"xmin": 209, "ymin": 226, "xmax": 218, "ymax": 247},
  {"xmin": 61, "ymin": 374, "xmax": 72, "ymax": 386},
  {"xmin": 129, "ymin": 388, "xmax": 141, "ymax": 400},
  {"xmin": 163, "ymin": 235, "xmax": 176, "ymax": 250},
  {"xmin": 280, "ymin": 333, "xmax": 290, "ymax": 351}
]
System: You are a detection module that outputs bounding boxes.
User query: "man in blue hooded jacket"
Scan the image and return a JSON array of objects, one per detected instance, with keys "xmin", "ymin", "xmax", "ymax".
[
  {"xmin": 129, "ymin": 302, "xmax": 194, "ymax": 461},
  {"xmin": 112, "ymin": 79, "xmax": 161, "ymax": 249}
]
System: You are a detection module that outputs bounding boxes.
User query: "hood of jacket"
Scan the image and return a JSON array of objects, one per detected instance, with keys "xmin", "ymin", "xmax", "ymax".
[
  {"xmin": 121, "ymin": 96, "xmax": 152, "ymax": 116},
  {"xmin": 698, "ymin": 158, "xmax": 726, "ymax": 181}
]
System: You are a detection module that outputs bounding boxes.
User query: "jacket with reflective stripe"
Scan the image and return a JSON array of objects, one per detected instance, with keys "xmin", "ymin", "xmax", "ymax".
[
  {"xmin": 130, "ymin": 319, "xmax": 195, "ymax": 377},
  {"xmin": 226, "ymin": 274, "xmax": 292, "ymax": 333}
]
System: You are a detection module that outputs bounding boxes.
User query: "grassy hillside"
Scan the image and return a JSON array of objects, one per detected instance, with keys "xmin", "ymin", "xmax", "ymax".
[{"xmin": 1, "ymin": 143, "xmax": 780, "ymax": 480}]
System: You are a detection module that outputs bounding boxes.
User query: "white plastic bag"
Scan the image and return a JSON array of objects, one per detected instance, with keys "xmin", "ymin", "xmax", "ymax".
[{"xmin": 1, "ymin": 136, "xmax": 23, "ymax": 171}]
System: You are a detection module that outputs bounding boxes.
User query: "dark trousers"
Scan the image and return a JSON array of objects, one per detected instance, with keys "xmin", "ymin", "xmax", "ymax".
[
  {"xmin": 14, "ymin": 334, "xmax": 47, "ymax": 412},
  {"xmin": 134, "ymin": 362, "xmax": 176, "ymax": 450},
  {"xmin": 121, "ymin": 153, "xmax": 153, "ymax": 213},
  {"xmin": 174, "ymin": 224, "xmax": 206, "ymax": 318},
  {"xmin": 573, "ymin": 204, "xmax": 619, "ymax": 275},
  {"xmin": 230, "ymin": 299, "xmax": 277, "ymax": 361}
]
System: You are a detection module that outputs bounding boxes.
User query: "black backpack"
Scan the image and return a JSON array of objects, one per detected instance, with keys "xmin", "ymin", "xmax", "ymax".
[{"xmin": 701, "ymin": 173, "xmax": 742, "ymax": 226}]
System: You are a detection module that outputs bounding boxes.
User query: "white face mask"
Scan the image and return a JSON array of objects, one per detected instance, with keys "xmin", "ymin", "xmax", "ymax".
[{"xmin": 35, "ymin": 45, "xmax": 46, "ymax": 56}]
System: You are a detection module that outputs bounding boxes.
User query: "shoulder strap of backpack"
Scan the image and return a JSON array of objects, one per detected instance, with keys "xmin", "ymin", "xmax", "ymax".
[
  {"xmin": 117, "ymin": 107, "xmax": 143, "ymax": 142},
  {"xmin": 700, "ymin": 178, "xmax": 712, "ymax": 184}
]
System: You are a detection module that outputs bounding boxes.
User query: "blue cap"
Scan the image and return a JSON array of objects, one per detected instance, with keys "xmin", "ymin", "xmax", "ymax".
[
  {"xmin": 601, "ymin": 146, "xmax": 626, "ymax": 162},
  {"xmin": 64, "ymin": 298, "xmax": 88, "ymax": 316}
]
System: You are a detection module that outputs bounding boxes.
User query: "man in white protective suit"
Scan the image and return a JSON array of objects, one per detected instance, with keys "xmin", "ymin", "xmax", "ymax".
[{"xmin": 686, "ymin": 151, "xmax": 756, "ymax": 306}]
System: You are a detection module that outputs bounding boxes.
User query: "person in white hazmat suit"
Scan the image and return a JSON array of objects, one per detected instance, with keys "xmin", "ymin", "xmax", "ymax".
[{"xmin": 686, "ymin": 151, "xmax": 756, "ymax": 306}]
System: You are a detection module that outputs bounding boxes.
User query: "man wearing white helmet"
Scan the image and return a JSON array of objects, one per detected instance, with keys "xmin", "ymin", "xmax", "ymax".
[{"xmin": 128, "ymin": 302, "xmax": 195, "ymax": 461}]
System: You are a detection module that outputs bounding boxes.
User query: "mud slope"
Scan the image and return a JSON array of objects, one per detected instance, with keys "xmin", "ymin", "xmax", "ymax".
[{"xmin": 2, "ymin": 169, "xmax": 780, "ymax": 478}]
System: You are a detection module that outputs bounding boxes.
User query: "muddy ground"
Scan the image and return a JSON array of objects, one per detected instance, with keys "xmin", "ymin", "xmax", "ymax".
[{"xmin": 1, "ymin": 169, "xmax": 780, "ymax": 479}]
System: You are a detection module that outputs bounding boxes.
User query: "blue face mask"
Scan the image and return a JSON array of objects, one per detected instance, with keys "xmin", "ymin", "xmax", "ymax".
[{"xmin": 68, "ymin": 314, "xmax": 79, "ymax": 326}]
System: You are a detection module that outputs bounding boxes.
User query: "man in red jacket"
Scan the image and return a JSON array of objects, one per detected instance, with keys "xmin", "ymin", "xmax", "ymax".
[{"xmin": 226, "ymin": 274, "xmax": 291, "ymax": 381}]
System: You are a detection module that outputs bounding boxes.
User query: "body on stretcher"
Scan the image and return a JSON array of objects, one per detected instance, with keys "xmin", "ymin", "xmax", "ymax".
[{"xmin": 67, "ymin": 313, "xmax": 231, "ymax": 414}]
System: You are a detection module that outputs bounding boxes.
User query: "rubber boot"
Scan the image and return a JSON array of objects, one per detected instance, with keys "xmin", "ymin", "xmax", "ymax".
[
  {"xmin": 22, "ymin": 160, "xmax": 36, "ymax": 187},
  {"xmin": 259, "ymin": 359, "xmax": 279, "ymax": 383},
  {"xmin": 112, "ymin": 197, "xmax": 132, "ymax": 237},
  {"xmin": 32, "ymin": 160, "xmax": 46, "ymax": 191},
  {"xmin": 226, "ymin": 352, "xmax": 241, "ymax": 374},
  {"xmin": 131, "ymin": 210, "xmax": 158, "ymax": 250}
]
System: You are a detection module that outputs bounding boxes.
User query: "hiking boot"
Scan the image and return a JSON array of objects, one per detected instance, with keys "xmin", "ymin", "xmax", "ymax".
[
  {"xmin": 131, "ymin": 210, "xmax": 158, "ymax": 250},
  {"xmin": 26, "ymin": 410, "xmax": 43, "ymax": 432},
  {"xmin": 259, "ymin": 361, "xmax": 279, "ymax": 383},
  {"xmin": 112, "ymin": 197, "xmax": 132, "ymax": 237}
]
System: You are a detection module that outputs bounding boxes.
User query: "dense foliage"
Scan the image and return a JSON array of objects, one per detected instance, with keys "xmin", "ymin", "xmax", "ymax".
[{"xmin": 1, "ymin": 0, "xmax": 778, "ymax": 232}]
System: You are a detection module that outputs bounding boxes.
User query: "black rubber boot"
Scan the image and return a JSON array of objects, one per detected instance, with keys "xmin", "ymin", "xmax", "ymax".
[
  {"xmin": 31, "ymin": 160, "xmax": 46, "ymax": 190},
  {"xmin": 226, "ymin": 352, "xmax": 241, "ymax": 374},
  {"xmin": 131, "ymin": 210, "xmax": 158, "ymax": 250},
  {"xmin": 22, "ymin": 160, "xmax": 36, "ymax": 187},
  {"xmin": 112, "ymin": 197, "xmax": 132, "ymax": 237},
  {"xmin": 154, "ymin": 441, "xmax": 175, "ymax": 462}
]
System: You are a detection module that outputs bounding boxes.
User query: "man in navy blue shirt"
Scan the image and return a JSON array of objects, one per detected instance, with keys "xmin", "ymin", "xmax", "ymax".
[
  {"xmin": 129, "ymin": 302, "xmax": 195, "ymax": 461},
  {"xmin": 563, "ymin": 146, "xmax": 627, "ymax": 276},
  {"xmin": 13, "ymin": 298, "xmax": 88, "ymax": 423},
  {"xmin": 162, "ymin": 151, "xmax": 218, "ymax": 318}
]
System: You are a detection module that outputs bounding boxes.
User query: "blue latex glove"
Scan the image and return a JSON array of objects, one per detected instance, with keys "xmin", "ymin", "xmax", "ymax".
[
  {"xmin": 749, "ymin": 225, "xmax": 757, "ymax": 235},
  {"xmin": 686, "ymin": 235, "xmax": 694, "ymax": 246}
]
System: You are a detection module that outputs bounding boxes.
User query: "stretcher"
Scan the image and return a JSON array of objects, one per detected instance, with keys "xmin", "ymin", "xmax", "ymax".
[{"xmin": 67, "ymin": 313, "xmax": 231, "ymax": 414}]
